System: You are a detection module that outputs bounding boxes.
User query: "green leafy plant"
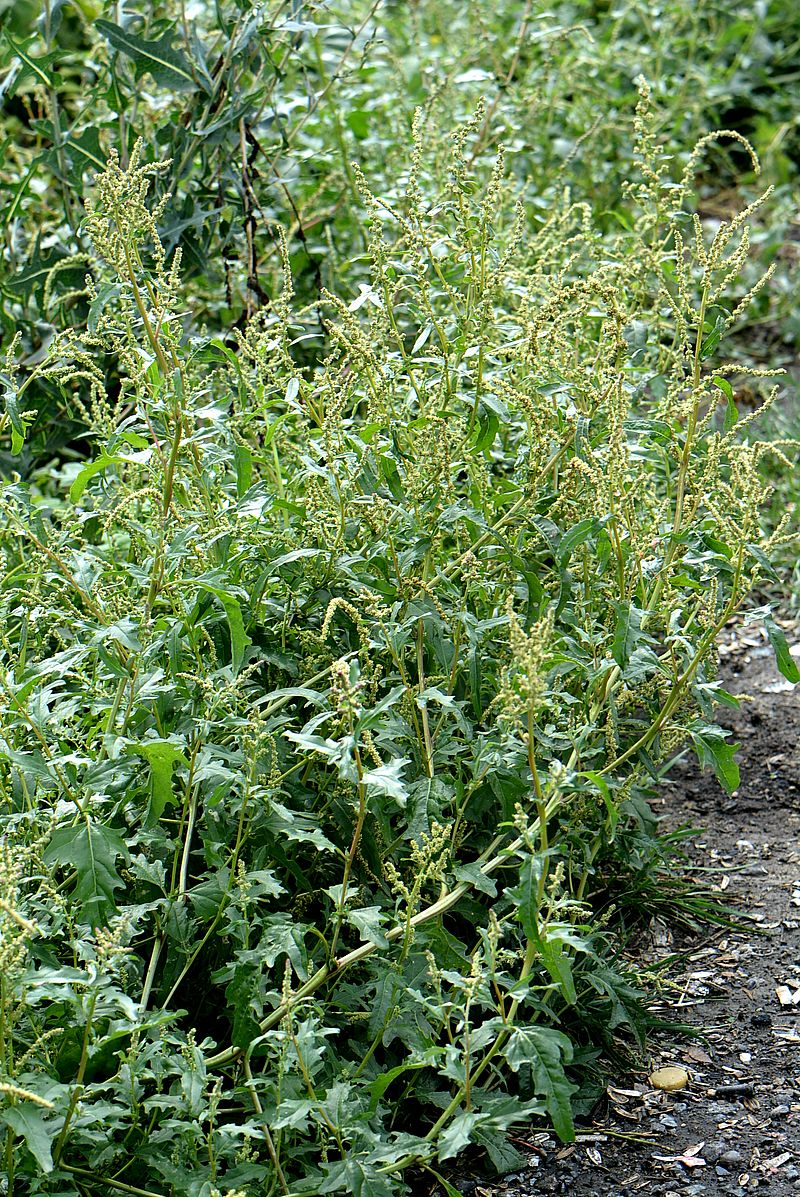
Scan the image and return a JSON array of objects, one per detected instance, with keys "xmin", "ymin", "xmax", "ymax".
[{"xmin": 1, "ymin": 1, "xmax": 797, "ymax": 1194}]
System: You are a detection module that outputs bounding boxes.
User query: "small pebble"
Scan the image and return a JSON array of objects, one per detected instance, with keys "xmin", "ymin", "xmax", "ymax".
[
  {"xmin": 769, "ymin": 1103, "xmax": 791, "ymax": 1118},
  {"xmin": 720, "ymin": 1149, "xmax": 743, "ymax": 1166},
  {"xmin": 649, "ymin": 1065, "xmax": 689, "ymax": 1091},
  {"xmin": 706, "ymin": 1101, "xmax": 731, "ymax": 1116}
]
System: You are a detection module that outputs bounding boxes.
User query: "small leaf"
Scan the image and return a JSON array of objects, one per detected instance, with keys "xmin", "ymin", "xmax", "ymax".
[
  {"xmin": 1, "ymin": 378, "xmax": 29, "ymax": 455},
  {"xmin": 235, "ymin": 443, "xmax": 252, "ymax": 496},
  {"xmin": 412, "ymin": 323, "xmax": 433, "ymax": 353},
  {"xmin": 473, "ymin": 408, "xmax": 500, "ymax": 452},
  {"xmin": 699, "ymin": 311, "xmax": 727, "ymax": 360},
  {"xmin": 346, "ymin": 109, "xmax": 369, "ymax": 140},
  {"xmin": 712, "ymin": 375, "xmax": 734, "ymax": 401},
  {"xmin": 724, "ymin": 395, "xmax": 739, "ymax": 432},
  {"xmin": 87, "ymin": 281, "xmax": 122, "ymax": 333},
  {"xmin": 557, "ymin": 518, "xmax": 597, "ymax": 567},
  {"xmin": 746, "ymin": 541, "xmax": 780, "ymax": 582}
]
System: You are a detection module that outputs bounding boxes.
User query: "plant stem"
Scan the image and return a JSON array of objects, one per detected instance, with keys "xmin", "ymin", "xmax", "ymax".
[
  {"xmin": 62, "ymin": 1167, "xmax": 167, "ymax": 1197},
  {"xmin": 53, "ymin": 991, "xmax": 97, "ymax": 1164}
]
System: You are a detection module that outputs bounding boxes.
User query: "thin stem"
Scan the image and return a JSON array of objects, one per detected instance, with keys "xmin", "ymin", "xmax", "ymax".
[
  {"xmin": 243, "ymin": 1057, "xmax": 289, "ymax": 1195},
  {"xmin": 416, "ymin": 620, "xmax": 434, "ymax": 778},
  {"xmin": 139, "ymin": 934, "xmax": 163, "ymax": 1011},
  {"xmin": 328, "ymin": 744, "xmax": 367, "ymax": 962},
  {"xmin": 53, "ymin": 991, "xmax": 98, "ymax": 1164},
  {"xmin": 62, "ymin": 1167, "xmax": 167, "ymax": 1197}
]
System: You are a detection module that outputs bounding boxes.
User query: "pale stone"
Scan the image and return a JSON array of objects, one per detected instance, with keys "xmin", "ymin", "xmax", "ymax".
[{"xmin": 648, "ymin": 1065, "xmax": 689, "ymax": 1091}]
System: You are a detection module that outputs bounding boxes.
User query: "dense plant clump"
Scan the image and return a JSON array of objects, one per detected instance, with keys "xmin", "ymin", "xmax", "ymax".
[{"xmin": 0, "ymin": 2, "xmax": 797, "ymax": 1194}]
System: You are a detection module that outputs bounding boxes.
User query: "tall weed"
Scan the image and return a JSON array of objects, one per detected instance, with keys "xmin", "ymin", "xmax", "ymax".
[{"xmin": 0, "ymin": 87, "xmax": 794, "ymax": 1193}]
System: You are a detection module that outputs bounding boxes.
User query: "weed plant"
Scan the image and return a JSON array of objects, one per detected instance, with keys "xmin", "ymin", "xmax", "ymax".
[{"xmin": 0, "ymin": 2, "xmax": 798, "ymax": 1194}]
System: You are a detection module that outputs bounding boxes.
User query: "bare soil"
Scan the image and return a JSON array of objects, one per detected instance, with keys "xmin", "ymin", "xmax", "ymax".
[{"xmin": 450, "ymin": 622, "xmax": 800, "ymax": 1197}]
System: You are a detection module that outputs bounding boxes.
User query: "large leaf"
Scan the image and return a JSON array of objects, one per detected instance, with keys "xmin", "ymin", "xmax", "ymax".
[
  {"xmin": 612, "ymin": 601, "xmax": 653, "ymax": 669},
  {"xmin": 367, "ymin": 1059, "xmax": 428, "ymax": 1115},
  {"xmin": 64, "ymin": 126, "xmax": 107, "ymax": 179},
  {"xmin": 764, "ymin": 614, "xmax": 800, "ymax": 684},
  {"xmin": 691, "ymin": 729, "xmax": 740, "ymax": 794},
  {"xmin": 361, "ymin": 758, "xmax": 410, "ymax": 803},
  {"xmin": 5, "ymin": 33, "xmax": 57, "ymax": 89},
  {"xmin": 95, "ymin": 20, "xmax": 206, "ymax": 93},
  {"xmin": 346, "ymin": 905, "xmax": 390, "ymax": 948},
  {"xmin": 225, "ymin": 963, "xmax": 262, "ymax": 1049},
  {"xmin": 507, "ymin": 854, "xmax": 545, "ymax": 941},
  {"xmin": 196, "ymin": 582, "xmax": 252, "ymax": 675},
  {"xmin": 0, "ymin": 742, "xmax": 57, "ymax": 786},
  {"xmin": 128, "ymin": 739, "xmax": 189, "ymax": 824},
  {"xmin": 473, "ymin": 1125, "xmax": 527, "ymax": 1173},
  {"xmin": 44, "ymin": 821, "xmax": 129, "ymax": 924},
  {"xmin": 503, "ymin": 1025, "xmax": 576, "ymax": 1142},
  {"xmin": 0, "ymin": 1105, "xmax": 56, "ymax": 1172},
  {"xmin": 315, "ymin": 1158, "xmax": 397, "ymax": 1197},
  {"xmin": 437, "ymin": 1110, "xmax": 480, "ymax": 1161},
  {"xmin": 5, "ymin": 240, "xmax": 83, "ymax": 304}
]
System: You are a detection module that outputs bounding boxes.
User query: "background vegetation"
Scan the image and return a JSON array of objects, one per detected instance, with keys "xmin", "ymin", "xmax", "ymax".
[{"xmin": 0, "ymin": 2, "xmax": 797, "ymax": 1194}]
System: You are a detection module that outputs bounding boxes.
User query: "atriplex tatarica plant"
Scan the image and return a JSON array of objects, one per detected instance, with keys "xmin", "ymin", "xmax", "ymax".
[{"xmin": 0, "ymin": 87, "xmax": 795, "ymax": 1196}]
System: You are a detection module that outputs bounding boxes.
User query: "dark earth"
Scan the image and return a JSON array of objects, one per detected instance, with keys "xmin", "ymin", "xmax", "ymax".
[{"xmin": 441, "ymin": 619, "xmax": 800, "ymax": 1197}]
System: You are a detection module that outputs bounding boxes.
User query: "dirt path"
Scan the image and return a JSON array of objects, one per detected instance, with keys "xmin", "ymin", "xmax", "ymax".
[{"xmin": 456, "ymin": 624, "xmax": 800, "ymax": 1197}]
